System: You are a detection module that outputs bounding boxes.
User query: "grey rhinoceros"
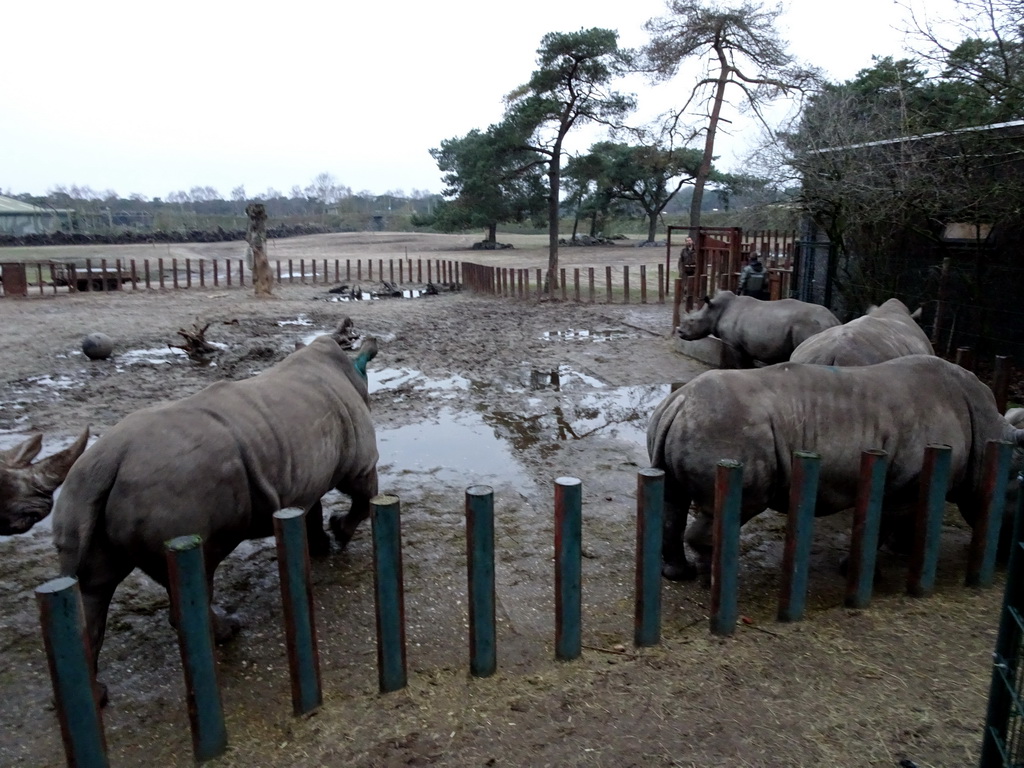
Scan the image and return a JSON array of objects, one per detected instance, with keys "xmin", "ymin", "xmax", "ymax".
[
  {"xmin": 677, "ymin": 290, "xmax": 840, "ymax": 367},
  {"xmin": 0, "ymin": 431, "xmax": 88, "ymax": 535},
  {"xmin": 790, "ymin": 298, "xmax": 933, "ymax": 365},
  {"xmin": 51, "ymin": 319, "xmax": 379, "ymax": 702},
  {"xmin": 647, "ymin": 354, "xmax": 1024, "ymax": 580}
]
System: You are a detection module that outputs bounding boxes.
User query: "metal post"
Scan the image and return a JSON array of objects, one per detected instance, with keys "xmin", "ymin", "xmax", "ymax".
[
  {"xmin": 907, "ymin": 444, "xmax": 953, "ymax": 598},
  {"xmin": 966, "ymin": 440, "xmax": 1014, "ymax": 588},
  {"xmin": 273, "ymin": 509, "xmax": 323, "ymax": 715},
  {"xmin": 165, "ymin": 535, "xmax": 227, "ymax": 762},
  {"xmin": 36, "ymin": 577, "xmax": 109, "ymax": 768},
  {"xmin": 634, "ymin": 468, "xmax": 664, "ymax": 647},
  {"xmin": 711, "ymin": 460, "xmax": 743, "ymax": 636},
  {"xmin": 845, "ymin": 449, "xmax": 889, "ymax": 609},
  {"xmin": 555, "ymin": 476, "xmax": 583, "ymax": 660},
  {"xmin": 371, "ymin": 494, "xmax": 407, "ymax": 692},
  {"xmin": 778, "ymin": 451, "xmax": 821, "ymax": 622},
  {"xmin": 466, "ymin": 485, "xmax": 496, "ymax": 677}
]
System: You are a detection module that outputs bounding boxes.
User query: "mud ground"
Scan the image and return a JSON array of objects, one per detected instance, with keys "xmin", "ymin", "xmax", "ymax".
[{"xmin": 0, "ymin": 233, "xmax": 1008, "ymax": 767}]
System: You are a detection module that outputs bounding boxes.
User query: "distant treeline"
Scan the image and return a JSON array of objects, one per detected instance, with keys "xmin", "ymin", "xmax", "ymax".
[{"xmin": 0, "ymin": 222, "xmax": 333, "ymax": 248}]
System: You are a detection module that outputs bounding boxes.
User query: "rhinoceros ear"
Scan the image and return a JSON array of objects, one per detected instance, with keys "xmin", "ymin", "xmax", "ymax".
[
  {"xmin": 0, "ymin": 434, "xmax": 43, "ymax": 468},
  {"xmin": 30, "ymin": 429, "xmax": 89, "ymax": 489},
  {"xmin": 702, "ymin": 294, "xmax": 713, "ymax": 306}
]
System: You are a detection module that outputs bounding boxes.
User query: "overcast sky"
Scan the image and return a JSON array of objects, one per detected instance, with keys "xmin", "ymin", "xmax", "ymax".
[{"xmin": 2, "ymin": 0, "xmax": 959, "ymax": 201}]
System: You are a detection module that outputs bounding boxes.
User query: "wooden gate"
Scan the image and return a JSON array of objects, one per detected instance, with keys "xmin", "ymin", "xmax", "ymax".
[{"xmin": 980, "ymin": 475, "xmax": 1024, "ymax": 766}]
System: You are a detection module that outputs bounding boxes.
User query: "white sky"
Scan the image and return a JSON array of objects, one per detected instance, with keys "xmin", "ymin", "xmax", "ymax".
[{"xmin": 1, "ymin": 0, "xmax": 959, "ymax": 200}]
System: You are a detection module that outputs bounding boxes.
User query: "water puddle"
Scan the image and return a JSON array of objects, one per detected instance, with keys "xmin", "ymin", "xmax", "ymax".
[
  {"xmin": 369, "ymin": 367, "xmax": 470, "ymax": 397},
  {"xmin": 541, "ymin": 328, "xmax": 640, "ymax": 342},
  {"xmin": 377, "ymin": 408, "xmax": 531, "ymax": 487},
  {"xmin": 490, "ymin": 383, "xmax": 669, "ymax": 451},
  {"xmin": 277, "ymin": 315, "xmax": 313, "ymax": 327}
]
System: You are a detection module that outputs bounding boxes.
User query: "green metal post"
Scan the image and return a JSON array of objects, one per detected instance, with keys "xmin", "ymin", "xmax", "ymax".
[
  {"xmin": 966, "ymin": 440, "xmax": 1014, "ymax": 588},
  {"xmin": 634, "ymin": 468, "xmax": 664, "ymax": 647},
  {"xmin": 907, "ymin": 444, "xmax": 953, "ymax": 598},
  {"xmin": 711, "ymin": 460, "xmax": 743, "ymax": 636},
  {"xmin": 36, "ymin": 576, "xmax": 109, "ymax": 768},
  {"xmin": 165, "ymin": 534, "xmax": 227, "ymax": 762},
  {"xmin": 555, "ymin": 476, "xmax": 583, "ymax": 661},
  {"xmin": 273, "ymin": 509, "xmax": 323, "ymax": 715},
  {"xmin": 466, "ymin": 485, "xmax": 496, "ymax": 677},
  {"xmin": 778, "ymin": 451, "xmax": 821, "ymax": 622},
  {"xmin": 371, "ymin": 494, "xmax": 407, "ymax": 692},
  {"xmin": 845, "ymin": 449, "xmax": 889, "ymax": 609}
]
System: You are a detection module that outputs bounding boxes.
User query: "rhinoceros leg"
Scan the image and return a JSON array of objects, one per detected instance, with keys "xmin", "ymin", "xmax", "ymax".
[
  {"xmin": 304, "ymin": 499, "xmax": 332, "ymax": 557},
  {"xmin": 329, "ymin": 467, "xmax": 378, "ymax": 550},
  {"xmin": 662, "ymin": 479, "xmax": 697, "ymax": 581},
  {"xmin": 71, "ymin": 553, "xmax": 133, "ymax": 707}
]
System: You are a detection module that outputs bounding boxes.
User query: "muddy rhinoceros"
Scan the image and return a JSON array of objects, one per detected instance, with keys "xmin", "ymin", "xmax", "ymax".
[
  {"xmin": 677, "ymin": 290, "xmax": 840, "ymax": 367},
  {"xmin": 0, "ymin": 431, "xmax": 89, "ymax": 535},
  {"xmin": 647, "ymin": 354, "xmax": 1024, "ymax": 580},
  {"xmin": 790, "ymin": 298, "xmax": 934, "ymax": 365},
  {"xmin": 51, "ymin": 319, "xmax": 379, "ymax": 702}
]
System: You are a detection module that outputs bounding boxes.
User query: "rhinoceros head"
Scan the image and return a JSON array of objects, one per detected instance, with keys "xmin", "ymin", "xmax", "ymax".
[
  {"xmin": 0, "ymin": 429, "xmax": 88, "ymax": 535},
  {"xmin": 676, "ymin": 293, "xmax": 729, "ymax": 341}
]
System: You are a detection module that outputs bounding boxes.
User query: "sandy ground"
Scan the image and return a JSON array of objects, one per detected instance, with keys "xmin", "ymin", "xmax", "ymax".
[{"xmin": 0, "ymin": 232, "xmax": 1008, "ymax": 768}]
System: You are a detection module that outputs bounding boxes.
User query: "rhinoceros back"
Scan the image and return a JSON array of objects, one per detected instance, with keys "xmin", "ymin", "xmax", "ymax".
[{"xmin": 52, "ymin": 334, "xmax": 378, "ymax": 574}]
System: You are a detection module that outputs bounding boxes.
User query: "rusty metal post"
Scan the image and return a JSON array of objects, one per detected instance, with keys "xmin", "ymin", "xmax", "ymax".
[
  {"xmin": 634, "ymin": 468, "xmax": 664, "ymax": 647},
  {"xmin": 623, "ymin": 265, "xmax": 630, "ymax": 304},
  {"xmin": 907, "ymin": 444, "xmax": 953, "ymax": 598},
  {"xmin": 371, "ymin": 494, "xmax": 407, "ymax": 692},
  {"xmin": 588, "ymin": 267, "xmax": 595, "ymax": 303},
  {"xmin": 36, "ymin": 577, "xmax": 109, "ymax": 768},
  {"xmin": 845, "ymin": 449, "xmax": 889, "ymax": 609},
  {"xmin": 172, "ymin": 258, "xmax": 179, "ymax": 290},
  {"xmin": 966, "ymin": 440, "xmax": 1014, "ymax": 588},
  {"xmin": 273, "ymin": 508, "xmax": 322, "ymax": 715},
  {"xmin": 711, "ymin": 460, "xmax": 743, "ymax": 636},
  {"xmin": 778, "ymin": 451, "xmax": 821, "ymax": 622},
  {"xmin": 605, "ymin": 266, "xmax": 613, "ymax": 303},
  {"xmin": 466, "ymin": 485, "xmax": 496, "ymax": 677},
  {"xmin": 555, "ymin": 476, "xmax": 583, "ymax": 660}
]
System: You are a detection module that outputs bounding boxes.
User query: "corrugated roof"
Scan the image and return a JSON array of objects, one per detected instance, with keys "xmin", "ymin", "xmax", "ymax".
[{"xmin": 0, "ymin": 195, "xmax": 54, "ymax": 214}]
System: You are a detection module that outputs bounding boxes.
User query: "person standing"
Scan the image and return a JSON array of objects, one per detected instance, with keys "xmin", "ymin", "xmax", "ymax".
[{"xmin": 738, "ymin": 253, "xmax": 769, "ymax": 300}]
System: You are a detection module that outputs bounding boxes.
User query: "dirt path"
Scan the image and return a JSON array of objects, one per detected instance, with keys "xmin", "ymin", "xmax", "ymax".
[{"xmin": 0, "ymin": 234, "xmax": 1005, "ymax": 768}]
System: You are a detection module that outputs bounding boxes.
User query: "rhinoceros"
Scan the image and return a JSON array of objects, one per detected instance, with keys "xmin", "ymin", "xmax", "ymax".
[
  {"xmin": 677, "ymin": 290, "xmax": 840, "ymax": 367},
  {"xmin": 790, "ymin": 298, "xmax": 934, "ymax": 365},
  {"xmin": 51, "ymin": 319, "xmax": 379, "ymax": 702},
  {"xmin": 0, "ymin": 431, "xmax": 89, "ymax": 535},
  {"xmin": 647, "ymin": 354, "xmax": 1024, "ymax": 580}
]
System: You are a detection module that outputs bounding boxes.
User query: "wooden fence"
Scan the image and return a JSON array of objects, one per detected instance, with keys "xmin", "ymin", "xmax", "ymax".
[{"xmin": 0, "ymin": 257, "xmax": 462, "ymax": 298}]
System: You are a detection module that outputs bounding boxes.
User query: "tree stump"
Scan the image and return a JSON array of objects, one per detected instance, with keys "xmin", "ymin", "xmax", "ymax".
[{"xmin": 247, "ymin": 203, "xmax": 272, "ymax": 297}]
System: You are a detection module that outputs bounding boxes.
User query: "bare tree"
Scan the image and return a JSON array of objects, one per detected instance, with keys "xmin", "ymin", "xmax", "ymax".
[{"xmin": 642, "ymin": 0, "xmax": 820, "ymax": 229}]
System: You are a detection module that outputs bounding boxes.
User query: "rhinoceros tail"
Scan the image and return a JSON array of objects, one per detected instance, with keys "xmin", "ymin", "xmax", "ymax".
[
  {"xmin": 52, "ymin": 445, "xmax": 119, "ymax": 578},
  {"xmin": 647, "ymin": 389, "xmax": 687, "ymax": 467}
]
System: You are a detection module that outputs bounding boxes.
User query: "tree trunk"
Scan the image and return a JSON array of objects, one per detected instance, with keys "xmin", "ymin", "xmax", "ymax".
[
  {"xmin": 546, "ymin": 143, "xmax": 563, "ymax": 293},
  {"xmin": 647, "ymin": 214, "xmax": 658, "ymax": 243},
  {"xmin": 247, "ymin": 203, "xmax": 272, "ymax": 297},
  {"xmin": 486, "ymin": 222, "xmax": 497, "ymax": 244},
  {"xmin": 690, "ymin": 48, "xmax": 731, "ymax": 230}
]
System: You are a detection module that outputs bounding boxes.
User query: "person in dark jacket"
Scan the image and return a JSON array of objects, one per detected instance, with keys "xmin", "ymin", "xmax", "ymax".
[{"xmin": 738, "ymin": 254, "xmax": 769, "ymax": 300}]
